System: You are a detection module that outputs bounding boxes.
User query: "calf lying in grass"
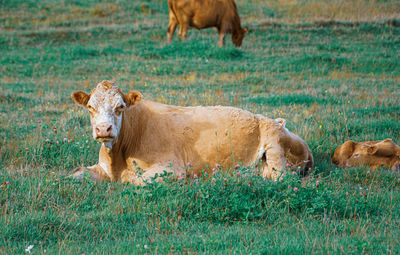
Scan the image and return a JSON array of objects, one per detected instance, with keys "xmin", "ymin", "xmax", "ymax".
[
  {"xmin": 71, "ymin": 80, "xmax": 313, "ymax": 185},
  {"xmin": 332, "ymin": 139, "xmax": 400, "ymax": 171}
]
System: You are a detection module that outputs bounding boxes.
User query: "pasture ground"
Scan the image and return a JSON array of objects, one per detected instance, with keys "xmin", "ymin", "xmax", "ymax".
[{"xmin": 1, "ymin": 0, "xmax": 400, "ymax": 254}]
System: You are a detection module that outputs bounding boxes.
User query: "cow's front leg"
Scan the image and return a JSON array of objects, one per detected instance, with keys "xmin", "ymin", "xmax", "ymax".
[
  {"xmin": 262, "ymin": 144, "xmax": 286, "ymax": 181},
  {"xmin": 218, "ymin": 33, "xmax": 226, "ymax": 47},
  {"xmin": 178, "ymin": 16, "xmax": 189, "ymax": 41},
  {"xmin": 71, "ymin": 164, "xmax": 111, "ymax": 181},
  {"xmin": 180, "ymin": 26, "xmax": 188, "ymax": 41}
]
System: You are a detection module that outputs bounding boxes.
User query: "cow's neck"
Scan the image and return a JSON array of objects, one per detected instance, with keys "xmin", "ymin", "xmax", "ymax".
[
  {"xmin": 118, "ymin": 102, "xmax": 146, "ymax": 155},
  {"xmin": 97, "ymin": 103, "xmax": 146, "ymax": 180},
  {"xmin": 231, "ymin": 13, "xmax": 242, "ymax": 35},
  {"xmin": 117, "ymin": 103, "xmax": 147, "ymax": 160},
  {"xmin": 98, "ymin": 144, "xmax": 125, "ymax": 180}
]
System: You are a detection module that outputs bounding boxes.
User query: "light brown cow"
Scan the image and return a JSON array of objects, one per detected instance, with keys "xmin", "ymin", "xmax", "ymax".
[
  {"xmin": 332, "ymin": 139, "xmax": 400, "ymax": 170},
  {"xmin": 167, "ymin": 0, "xmax": 248, "ymax": 47},
  {"xmin": 71, "ymin": 80, "xmax": 313, "ymax": 185}
]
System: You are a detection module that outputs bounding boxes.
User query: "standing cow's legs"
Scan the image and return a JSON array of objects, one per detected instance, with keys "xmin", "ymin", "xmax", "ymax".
[
  {"xmin": 178, "ymin": 16, "xmax": 189, "ymax": 41},
  {"xmin": 179, "ymin": 25, "xmax": 189, "ymax": 41},
  {"xmin": 167, "ymin": 11, "xmax": 178, "ymax": 43},
  {"xmin": 218, "ymin": 33, "xmax": 226, "ymax": 47},
  {"xmin": 217, "ymin": 25, "xmax": 228, "ymax": 47}
]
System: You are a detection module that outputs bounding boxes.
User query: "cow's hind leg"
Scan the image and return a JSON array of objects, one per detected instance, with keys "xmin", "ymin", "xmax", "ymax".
[{"xmin": 167, "ymin": 11, "xmax": 178, "ymax": 43}]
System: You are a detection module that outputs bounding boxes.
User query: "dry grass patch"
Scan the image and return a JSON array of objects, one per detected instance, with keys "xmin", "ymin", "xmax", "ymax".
[{"xmin": 244, "ymin": 0, "xmax": 400, "ymax": 23}]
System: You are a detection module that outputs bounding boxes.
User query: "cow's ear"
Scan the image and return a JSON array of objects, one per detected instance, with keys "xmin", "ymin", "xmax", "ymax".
[
  {"xmin": 367, "ymin": 144, "xmax": 379, "ymax": 155},
  {"xmin": 343, "ymin": 140, "xmax": 356, "ymax": 156},
  {"xmin": 71, "ymin": 91, "xmax": 90, "ymax": 107},
  {"xmin": 124, "ymin": 91, "xmax": 142, "ymax": 107},
  {"xmin": 275, "ymin": 118, "xmax": 286, "ymax": 127}
]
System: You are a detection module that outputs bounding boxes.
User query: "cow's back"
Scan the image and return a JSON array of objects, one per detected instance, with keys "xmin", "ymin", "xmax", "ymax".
[
  {"xmin": 188, "ymin": 106, "xmax": 261, "ymax": 168},
  {"xmin": 138, "ymin": 101, "xmax": 262, "ymax": 171},
  {"xmin": 169, "ymin": 0, "xmax": 238, "ymax": 30}
]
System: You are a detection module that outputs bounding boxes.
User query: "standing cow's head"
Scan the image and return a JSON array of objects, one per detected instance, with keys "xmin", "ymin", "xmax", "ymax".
[
  {"xmin": 71, "ymin": 80, "xmax": 141, "ymax": 147},
  {"xmin": 232, "ymin": 27, "xmax": 248, "ymax": 47}
]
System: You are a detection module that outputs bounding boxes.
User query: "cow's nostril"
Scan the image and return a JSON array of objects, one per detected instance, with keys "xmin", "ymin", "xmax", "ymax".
[{"xmin": 95, "ymin": 123, "xmax": 112, "ymax": 137}]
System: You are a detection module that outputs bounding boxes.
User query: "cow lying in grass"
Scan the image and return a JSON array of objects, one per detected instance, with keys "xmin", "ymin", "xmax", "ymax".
[
  {"xmin": 71, "ymin": 80, "xmax": 313, "ymax": 185},
  {"xmin": 167, "ymin": 0, "xmax": 248, "ymax": 47},
  {"xmin": 332, "ymin": 139, "xmax": 400, "ymax": 171}
]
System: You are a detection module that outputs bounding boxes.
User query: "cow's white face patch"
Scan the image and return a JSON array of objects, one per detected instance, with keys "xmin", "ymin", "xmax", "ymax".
[{"xmin": 87, "ymin": 82, "xmax": 127, "ymax": 147}]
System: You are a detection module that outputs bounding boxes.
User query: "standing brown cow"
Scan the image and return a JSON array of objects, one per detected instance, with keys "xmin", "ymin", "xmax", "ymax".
[{"xmin": 167, "ymin": 0, "xmax": 248, "ymax": 47}]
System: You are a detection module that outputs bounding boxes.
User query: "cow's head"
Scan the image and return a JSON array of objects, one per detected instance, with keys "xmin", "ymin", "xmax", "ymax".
[
  {"xmin": 331, "ymin": 140, "xmax": 355, "ymax": 167},
  {"xmin": 232, "ymin": 27, "xmax": 248, "ymax": 47},
  {"xmin": 71, "ymin": 80, "xmax": 141, "ymax": 147}
]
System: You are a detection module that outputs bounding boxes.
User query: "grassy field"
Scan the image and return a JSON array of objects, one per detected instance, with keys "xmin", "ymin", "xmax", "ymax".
[{"xmin": 1, "ymin": 0, "xmax": 400, "ymax": 253}]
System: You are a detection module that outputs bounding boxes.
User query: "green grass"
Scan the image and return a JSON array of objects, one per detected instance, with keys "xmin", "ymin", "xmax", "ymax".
[{"xmin": 1, "ymin": 0, "xmax": 400, "ymax": 254}]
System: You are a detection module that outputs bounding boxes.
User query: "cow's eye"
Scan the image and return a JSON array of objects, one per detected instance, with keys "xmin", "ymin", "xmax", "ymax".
[{"xmin": 116, "ymin": 105, "xmax": 124, "ymax": 112}]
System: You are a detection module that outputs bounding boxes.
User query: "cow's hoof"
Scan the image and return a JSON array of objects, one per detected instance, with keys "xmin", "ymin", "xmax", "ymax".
[
  {"xmin": 71, "ymin": 167, "xmax": 86, "ymax": 179},
  {"xmin": 70, "ymin": 167, "xmax": 90, "ymax": 180}
]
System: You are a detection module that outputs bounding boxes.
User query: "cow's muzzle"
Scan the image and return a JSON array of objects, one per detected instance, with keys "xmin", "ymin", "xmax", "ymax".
[
  {"xmin": 331, "ymin": 158, "xmax": 339, "ymax": 165},
  {"xmin": 95, "ymin": 123, "xmax": 113, "ymax": 140}
]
